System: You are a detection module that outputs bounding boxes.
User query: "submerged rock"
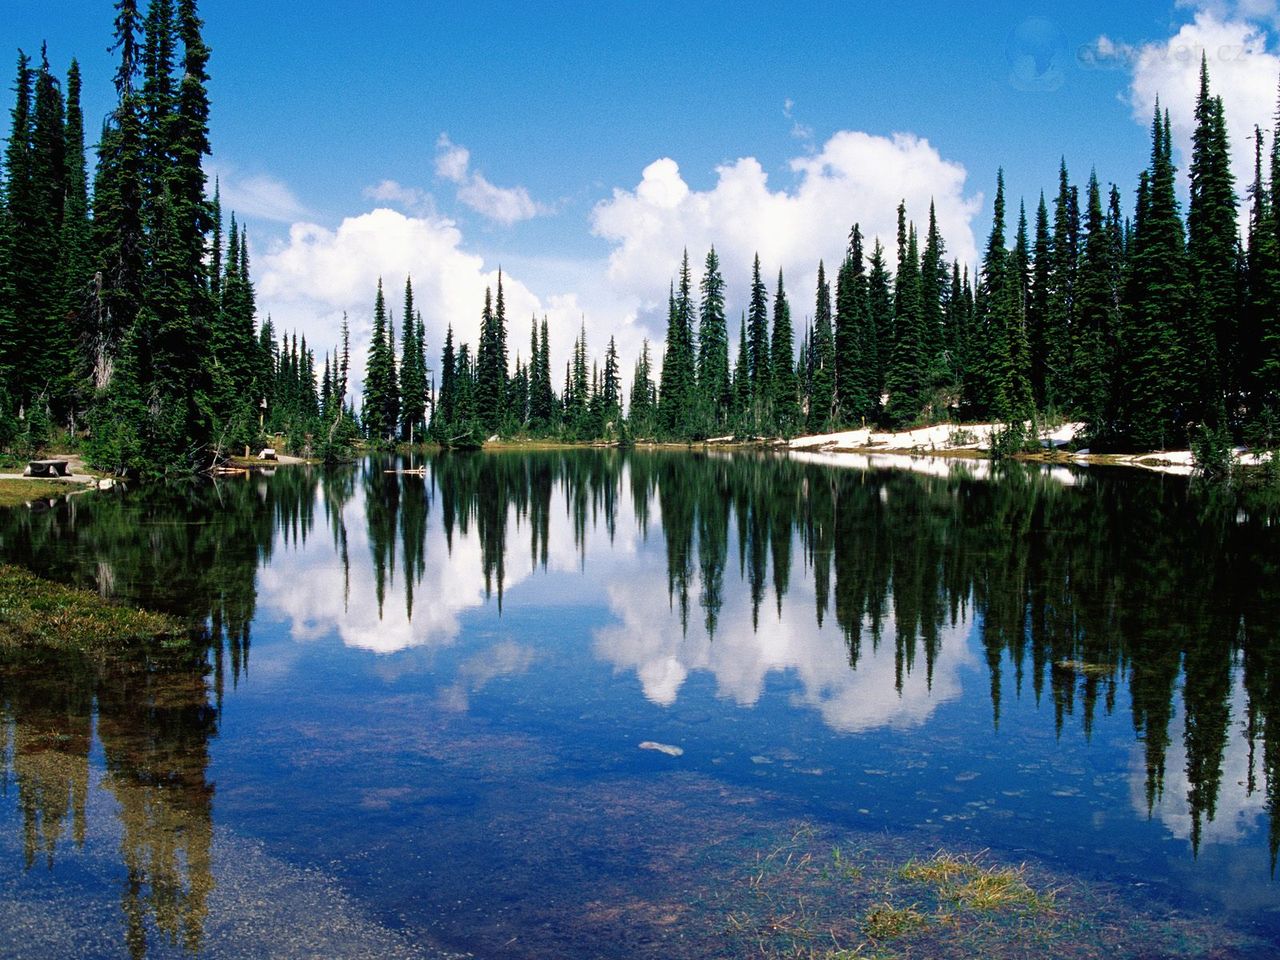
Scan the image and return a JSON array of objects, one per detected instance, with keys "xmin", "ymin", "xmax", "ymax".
[{"xmin": 638, "ymin": 741, "xmax": 683, "ymax": 757}]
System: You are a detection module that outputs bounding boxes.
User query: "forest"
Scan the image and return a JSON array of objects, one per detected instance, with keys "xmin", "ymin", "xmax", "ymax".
[{"xmin": 1, "ymin": 1, "xmax": 1278, "ymax": 474}]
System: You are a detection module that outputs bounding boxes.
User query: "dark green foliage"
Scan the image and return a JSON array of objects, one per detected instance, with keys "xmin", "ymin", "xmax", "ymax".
[
  {"xmin": 475, "ymin": 272, "xmax": 508, "ymax": 433},
  {"xmin": 808, "ymin": 261, "xmax": 836, "ymax": 432},
  {"xmin": 697, "ymin": 247, "xmax": 730, "ymax": 431},
  {"xmin": 1116, "ymin": 109, "xmax": 1193, "ymax": 451},
  {"xmin": 1045, "ymin": 162, "xmax": 1080, "ymax": 411},
  {"xmin": 399, "ymin": 278, "xmax": 428, "ymax": 443},
  {"xmin": 629, "ymin": 339, "xmax": 656, "ymax": 436},
  {"xmin": 1074, "ymin": 174, "xmax": 1121, "ymax": 435},
  {"xmin": 659, "ymin": 252, "xmax": 698, "ymax": 438},
  {"xmin": 834, "ymin": 225, "xmax": 877, "ymax": 424},
  {"xmin": 746, "ymin": 254, "xmax": 771, "ymax": 415},
  {"xmin": 885, "ymin": 203, "xmax": 924, "ymax": 426},
  {"xmin": 1187, "ymin": 57, "xmax": 1239, "ymax": 426},
  {"xmin": 361, "ymin": 279, "xmax": 399, "ymax": 444},
  {"xmin": 770, "ymin": 270, "xmax": 798, "ymax": 435}
]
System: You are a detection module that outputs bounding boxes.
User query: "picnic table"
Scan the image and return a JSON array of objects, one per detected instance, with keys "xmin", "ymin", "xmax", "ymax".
[{"xmin": 25, "ymin": 459, "xmax": 70, "ymax": 478}]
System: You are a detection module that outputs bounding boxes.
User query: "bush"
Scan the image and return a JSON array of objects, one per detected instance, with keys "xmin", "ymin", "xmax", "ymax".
[{"xmin": 1190, "ymin": 422, "xmax": 1233, "ymax": 480}]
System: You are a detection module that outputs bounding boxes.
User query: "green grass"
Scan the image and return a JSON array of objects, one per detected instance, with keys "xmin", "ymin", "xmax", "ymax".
[
  {"xmin": 862, "ymin": 903, "xmax": 926, "ymax": 940},
  {"xmin": 0, "ymin": 479, "xmax": 77, "ymax": 507},
  {"xmin": 0, "ymin": 563, "xmax": 183, "ymax": 651}
]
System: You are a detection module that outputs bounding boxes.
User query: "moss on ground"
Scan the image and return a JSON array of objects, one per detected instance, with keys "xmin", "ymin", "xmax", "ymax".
[{"xmin": 0, "ymin": 563, "xmax": 182, "ymax": 651}]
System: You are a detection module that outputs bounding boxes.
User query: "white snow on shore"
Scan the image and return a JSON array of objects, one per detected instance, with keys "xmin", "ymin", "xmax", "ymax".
[{"xmin": 788, "ymin": 422, "xmax": 1272, "ymax": 476}]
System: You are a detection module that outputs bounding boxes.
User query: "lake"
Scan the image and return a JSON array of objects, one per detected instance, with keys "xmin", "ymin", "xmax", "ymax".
[{"xmin": 1, "ymin": 450, "xmax": 1277, "ymax": 958}]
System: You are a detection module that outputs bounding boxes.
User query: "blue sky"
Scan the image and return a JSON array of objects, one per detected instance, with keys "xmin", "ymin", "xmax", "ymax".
[{"xmin": 6, "ymin": 0, "xmax": 1280, "ymax": 384}]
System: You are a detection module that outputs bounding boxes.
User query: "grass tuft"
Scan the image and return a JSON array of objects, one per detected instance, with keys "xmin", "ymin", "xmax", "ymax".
[
  {"xmin": 862, "ymin": 903, "xmax": 925, "ymax": 940},
  {"xmin": 0, "ymin": 564, "xmax": 183, "ymax": 651}
]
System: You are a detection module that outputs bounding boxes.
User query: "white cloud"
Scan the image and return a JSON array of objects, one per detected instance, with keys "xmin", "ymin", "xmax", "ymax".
[
  {"xmin": 590, "ymin": 130, "xmax": 982, "ymax": 329},
  {"xmin": 1103, "ymin": 10, "xmax": 1279, "ymax": 219},
  {"xmin": 362, "ymin": 179, "xmax": 436, "ymax": 216},
  {"xmin": 255, "ymin": 208, "xmax": 640, "ymax": 398},
  {"xmin": 1176, "ymin": 0, "xmax": 1280, "ymax": 30},
  {"xmin": 208, "ymin": 165, "xmax": 313, "ymax": 223},
  {"xmin": 434, "ymin": 133, "xmax": 547, "ymax": 225},
  {"xmin": 253, "ymin": 128, "xmax": 981, "ymax": 404}
]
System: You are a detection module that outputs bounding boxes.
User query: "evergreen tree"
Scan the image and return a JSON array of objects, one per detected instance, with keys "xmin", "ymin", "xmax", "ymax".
[
  {"xmin": 362, "ymin": 278, "xmax": 399, "ymax": 443},
  {"xmin": 697, "ymin": 246, "xmax": 730, "ymax": 428},
  {"xmin": 1074, "ymin": 173, "xmax": 1122, "ymax": 434},
  {"xmin": 1045, "ymin": 161, "xmax": 1080, "ymax": 411},
  {"xmin": 1187, "ymin": 56, "xmax": 1239, "ymax": 426},
  {"xmin": 808, "ymin": 261, "xmax": 836, "ymax": 431},
  {"xmin": 434, "ymin": 323, "xmax": 456, "ymax": 438},
  {"xmin": 1248, "ymin": 125, "xmax": 1280, "ymax": 438},
  {"xmin": 919, "ymin": 200, "xmax": 947, "ymax": 388},
  {"xmin": 885, "ymin": 203, "xmax": 924, "ymax": 426},
  {"xmin": 866, "ymin": 239, "xmax": 893, "ymax": 407},
  {"xmin": 399, "ymin": 277, "xmax": 427, "ymax": 443},
  {"xmin": 747, "ymin": 254, "xmax": 771, "ymax": 404},
  {"xmin": 1118, "ymin": 108, "xmax": 1192, "ymax": 450},
  {"xmin": 967, "ymin": 170, "xmax": 1009, "ymax": 418},
  {"xmin": 1028, "ymin": 192, "xmax": 1052, "ymax": 407},
  {"xmin": 770, "ymin": 269, "xmax": 798, "ymax": 434},
  {"xmin": 475, "ymin": 275, "xmax": 508, "ymax": 433},
  {"xmin": 629, "ymin": 338, "xmax": 656, "ymax": 434},
  {"xmin": 659, "ymin": 251, "xmax": 697, "ymax": 437},
  {"xmin": 834, "ymin": 224, "xmax": 871, "ymax": 422}
]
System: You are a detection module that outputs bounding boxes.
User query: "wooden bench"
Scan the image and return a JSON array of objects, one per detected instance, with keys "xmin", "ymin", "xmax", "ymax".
[{"xmin": 25, "ymin": 459, "xmax": 70, "ymax": 478}]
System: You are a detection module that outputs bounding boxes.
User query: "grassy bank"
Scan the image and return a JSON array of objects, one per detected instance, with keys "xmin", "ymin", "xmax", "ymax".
[
  {"xmin": 0, "ymin": 478, "xmax": 78, "ymax": 507},
  {"xmin": 0, "ymin": 563, "xmax": 183, "ymax": 651}
]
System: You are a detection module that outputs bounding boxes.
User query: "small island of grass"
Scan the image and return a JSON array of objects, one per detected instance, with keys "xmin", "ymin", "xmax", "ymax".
[{"xmin": 0, "ymin": 563, "xmax": 183, "ymax": 651}]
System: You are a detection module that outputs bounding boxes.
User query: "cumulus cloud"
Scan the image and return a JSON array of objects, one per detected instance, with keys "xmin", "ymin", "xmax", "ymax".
[
  {"xmin": 256, "ymin": 208, "xmax": 616, "ymax": 395},
  {"xmin": 209, "ymin": 163, "xmax": 312, "ymax": 223},
  {"xmin": 591, "ymin": 130, "xmax": 982, "ymax": 327},
  {"xmin": 1096, "ymin": 9, "xmax": 1279, "ymax": 219},
  {"xmin": 362, "ymin": 179, "xmax": 436, "ymax": 216},
  {"xmin": 434, "ymin": 133, "xmax": 547, "ymax": 225},
  {"xmin": 253, "ymin": 128, "xmax": 980, "ymax": 402}
]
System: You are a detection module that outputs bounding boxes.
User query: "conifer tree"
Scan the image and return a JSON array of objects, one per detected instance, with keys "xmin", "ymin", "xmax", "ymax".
[
  {"xmin": 1118, "ymin": 107, "xmax": 1192, "ymax": 450},
  {"xmin": 1248, "ymin": 125, "xmax": 1280, "ymax": 438},
  {"xmin": 808, "ymin": 261, "xmax": 836, "ymax": 431},
  {"xmin": 476, "ymin": 275, "xmax": 508, "ymax": 433},
  {"xmin": 1187, "ymin": 56, "xmax": 1239, "ymax": 425},
  {"xmin": 885, "ymin": 203, "xmax": 924, "ymax": 425},
  {"xmin": 1074, "ymin": 173, "xmax": 1121, "ymax": 434},
  {"xmin": 1045, "ymin": 162, "xmax": 1080, "ymax": 411},
  {"xmin": 659, "ymin": 251, "xmax": 697, "ymax": 436},
  {"xmin": 919, "ymin": 201, "xmax": 947, "ymax": 387},
  {"xmin": 399, "ymin": 277, "xmax": 427, "ymax": 443},
  {"xmin": 435, "ymin": 324, "xmax": 456, "ymax": 438},
  {"xmin": 362, "ymin": 278, "xmax": 399, "ymax": 443},
  {"xmin": 770, "ymin": 270, "xmax": 798, "ymax": 434},
  {"xmin": 629, "ymin": 338, "xmax": 656, "ymax": 434},
  {"xmin": 1028, "ymin": 192, "xmax": 1052, "ymax": 407},
  {"xmin": 747, "ymin": 254, "xmax": 771, "ymax": 403},
  {"xmin": 866, "ymin": 239, "xmax": 893, "ymax": 406},
  {"xmin": 697, "ymin": 246, "xmax": 730, "ymax": 428}
]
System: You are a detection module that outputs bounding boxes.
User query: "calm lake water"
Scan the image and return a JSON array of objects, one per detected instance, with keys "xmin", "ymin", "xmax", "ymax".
[{"xmin": 1, "ymin": 450, "xmax": 1278, "ymax": 958}]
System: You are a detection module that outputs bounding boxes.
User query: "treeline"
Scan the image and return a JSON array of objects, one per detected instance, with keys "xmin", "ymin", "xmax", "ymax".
[
  {"xmin": 420, "ymin": 59, "xmax": 1279, "ymax": 455},
  {"xmin": 0, "ymin": 0, "xmax": 356, "ymax": 474}
]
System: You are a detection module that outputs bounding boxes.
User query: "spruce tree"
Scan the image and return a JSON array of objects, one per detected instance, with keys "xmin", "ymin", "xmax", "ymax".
[
  {"xmin": 1119, "ymin": 108, "xmax": 1192, "ymax": 450},
  {"xmin": 770, "ymin": 270, "xmax": 798, "ymax": 434},
  {"xmin": 1248, "ymin": 125, "xmax": 1280, "ymax": 438},
  {"xmin": 1187, "ymin": 56, "xmax": 1239, "ymax": 426},
  {"xmin": 885, "ymin": 203, "xmax": 924, "ymax": 426},
  {"xmin": 362, "ymin": 278, "xmax": 399, "ymax": 443},
  {"xmin": 808, "ymin": 261, "xmax": 836, "ymax": 431},
  {"xmin": 1074, "ymin": 173, "xmax": 1121, "ymax": 435},
  {"xmin": 697, "ymin": 246, "xmax": 730, "ymax": 428},
  {"xmin": 747, "ymin": 254, "xmax": 771, "ymax": 406}
]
